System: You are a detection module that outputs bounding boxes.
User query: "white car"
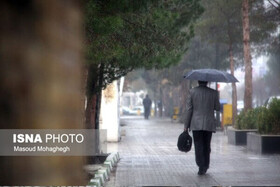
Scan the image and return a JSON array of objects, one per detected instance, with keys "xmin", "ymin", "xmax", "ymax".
[
  {"xmin": 121, "ymin": 106, "xmax": 133, "ymax": 115},
  {"xmin": 130, "ymin": 106, "xmax": 144, "ymax": 115},
  {"xmin": 264, "ymin": 96, "xmax": 280, "ymax": 108}
]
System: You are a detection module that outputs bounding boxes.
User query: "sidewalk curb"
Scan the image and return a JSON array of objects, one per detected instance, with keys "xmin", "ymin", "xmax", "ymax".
[{"xmin": 88, "ymin": 152, "xmax": 120, "ymax": 187}]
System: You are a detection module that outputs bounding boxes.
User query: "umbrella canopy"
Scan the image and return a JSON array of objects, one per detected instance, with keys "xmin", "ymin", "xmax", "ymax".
[{"xmin": 184, "ymin": 69, "xmax": 238, "ymax": 83}]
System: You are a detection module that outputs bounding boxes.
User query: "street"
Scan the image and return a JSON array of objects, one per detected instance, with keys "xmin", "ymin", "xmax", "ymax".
[{"xmin": 106, "ymin": 116, "xmax": 280, "ymax": 186}]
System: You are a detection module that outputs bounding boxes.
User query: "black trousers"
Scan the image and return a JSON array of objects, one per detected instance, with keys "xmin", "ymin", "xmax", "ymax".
[
  {"xmin": 192, "ymin": 130, "xmax": 212, "ymax": 169},
  {"xmin": 144, "ymin": 107, "xmax": 150, "ymax": 119}
]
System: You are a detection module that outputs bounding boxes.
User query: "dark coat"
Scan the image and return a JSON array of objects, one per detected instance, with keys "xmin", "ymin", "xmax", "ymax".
[
  {"xmin": 143, "ymin": 97, "xmax": 152, "ymax": 108},
  {"xmin": 184, "ymin": 85, "xmax": 220, "ymax": 132}
]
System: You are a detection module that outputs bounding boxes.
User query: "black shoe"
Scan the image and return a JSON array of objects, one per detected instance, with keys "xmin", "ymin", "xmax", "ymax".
[
  {"xmin": 203, "ymin": 167, "xmax": 208, "ymax": 174},
  {"xmin": 198, "ymin": 168, "xmax": 206, "ymax": 175}
]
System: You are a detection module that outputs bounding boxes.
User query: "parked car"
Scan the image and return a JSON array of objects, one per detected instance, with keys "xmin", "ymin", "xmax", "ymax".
[
  {"xmin": 121, "ymin": 106, "xmax": 144, "ymax": 115},
  {"xmin": 264, "ymin": 95, "xmax": 280, "ymax": 108},
  {"xmin": 121, "ymin": 106, "xmax": 133, "ymax": 115},
  {"xmin": 130, "ymin": 106, "xmax": 144, "ymax": 115}
]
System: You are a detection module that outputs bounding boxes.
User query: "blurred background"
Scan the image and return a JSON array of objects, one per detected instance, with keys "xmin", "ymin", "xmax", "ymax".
[{"xmin": 0, "ymin": 0, "xmax": 279, "ymax": 185}]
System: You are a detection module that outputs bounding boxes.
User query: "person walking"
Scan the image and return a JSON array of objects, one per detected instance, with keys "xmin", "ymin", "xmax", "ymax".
[
  {"xmin": 143, "ymin": 94, "xmax": 152, "ymax": 119},
  {"xmin": 184, "ymin": 81, "xmax": 220, "ymax": 175}
]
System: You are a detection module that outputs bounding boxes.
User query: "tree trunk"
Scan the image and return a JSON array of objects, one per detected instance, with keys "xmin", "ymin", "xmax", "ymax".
[
  {"xmin": 159, "ymin": 87, "xmax": 163, "ymax": 117},
  {"xmin": 94, "ymin": 90, "xmax": 102, "ymax": 129},
  {"xmin": 85, "ymin": 63, "xmax": 104, "ymax": 130},
  {"xmin": 85, "ymin": 64, "xmax": 97, "ymax": 129},
  {"xmin": 95, "ymin": 63, "xmax": 105, "ymax": 129},
  {"xmin": 85, "ymin": 95, "xmax": 97, "ymax": 129},
  {"xmin": 85, "ymin": 63, "xmax": 104, "ymax": 159},
  {"xmin": 229, "ymin": 42, "xmax": 237, "ymax": 125},
  {"xmin": 242, "ymin": 0, "xmax": 253, "ymax": 112},
  {"xmin": 179, "ymin": 80, "xmax": 189, "ymax": 123}
]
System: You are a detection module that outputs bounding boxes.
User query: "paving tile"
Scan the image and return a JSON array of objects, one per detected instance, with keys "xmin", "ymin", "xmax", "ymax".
[{"xmin": 106, "ymin": 117, "xmax": 280, "ymax": 186}]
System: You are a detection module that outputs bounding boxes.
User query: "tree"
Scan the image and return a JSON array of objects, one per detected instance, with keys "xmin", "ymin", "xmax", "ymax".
[
  {"xmin": 125, "ymin": 0, "xmax": 279, "ymax": 122},
  {"xmin": 265, "ymin": 36, "xmax": 280, "ymax": 96},
  {"xmin": 171, "ymin": 37, "xmax": 229, "ymax": 121},
  {"xmin": 195, "ymin": 0, "xmax": 277, "ymax": 121},
  {"xmin": 85, "ymin": 0, "xmax": 204, "ymax": 128},
  {"xmin": 195, "ymin": 0, "xmax": 243, "ymax": 124},
  {"xmin": 242, "ymin": 0, "xmax": 253, "ymax": 112},
  {"xmin": 267, "ymin": 0, "xmax": 280, "ymax": 14},
  {"xmin": 127, "ymin": 36, "xmax": 230, "ymax": 119}
]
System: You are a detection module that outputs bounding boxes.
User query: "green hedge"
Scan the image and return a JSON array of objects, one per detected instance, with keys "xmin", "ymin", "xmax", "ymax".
[
  {"xmin": 234, "ymin": 98, "xmax": 280, "ymax": 134},
  {"xmin": 234, "ymin": 107, "xmax": 265, "ymax": 130},
  {"xmin": 257, "ymin": 98, "xmax": 280, "ymax": 135}
]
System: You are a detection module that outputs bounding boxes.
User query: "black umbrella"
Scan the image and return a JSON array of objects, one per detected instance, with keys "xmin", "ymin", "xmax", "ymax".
[{"xmin": 184, "ymin": 69, "xmax": 238, "ymax": 83}]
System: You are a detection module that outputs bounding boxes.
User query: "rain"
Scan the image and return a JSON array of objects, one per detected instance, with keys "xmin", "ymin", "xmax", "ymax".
[{"xmin": 0, "ymin": 0, "xmax": 279, "ymax": 186}]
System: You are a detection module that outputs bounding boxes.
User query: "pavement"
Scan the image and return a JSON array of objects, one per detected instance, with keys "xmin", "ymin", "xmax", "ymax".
[{"xmin": 106, "ymin": 116, "xmax": 280, "ymax": 186}]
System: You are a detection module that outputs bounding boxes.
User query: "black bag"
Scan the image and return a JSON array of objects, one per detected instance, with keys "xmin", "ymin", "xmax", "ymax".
[{"xmin": 177, "ymin": 131, "xmax": 192, "ymax": 152}]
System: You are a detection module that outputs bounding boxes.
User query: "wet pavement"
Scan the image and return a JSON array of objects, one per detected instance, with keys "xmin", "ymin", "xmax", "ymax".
[{"xmin": 106, "ymin": 116, "xmax": 280, "ymax": 186}]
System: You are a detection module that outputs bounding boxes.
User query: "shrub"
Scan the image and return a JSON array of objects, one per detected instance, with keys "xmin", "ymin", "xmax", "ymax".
[
  {"xmin": 234, "ymin": 107, "xmax": 266, "ymax": 130},
  {"xmin": 256, "ymin": 107, "xmax": 269, "ymax": 134},
  {"xmin": 234, "ymin": 110, "xmax": 246, "ymax": 129},
  {"xmin": 257, "ymin": 98, "xmax": 280, "ymax": 135}
]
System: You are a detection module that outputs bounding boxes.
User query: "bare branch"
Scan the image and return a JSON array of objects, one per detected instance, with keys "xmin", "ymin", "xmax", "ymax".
[
  {"xmin": 272, "ymin": 0, "xmax": 280, "ymax": 6},
  {"xmin": 268, "ymin": 0, "xmax": 280, "ymax": 12}
]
